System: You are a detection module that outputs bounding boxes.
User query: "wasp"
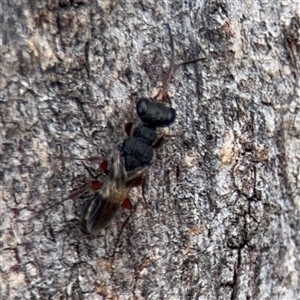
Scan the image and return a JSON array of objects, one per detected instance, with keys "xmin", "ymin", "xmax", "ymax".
[{"xmin": 80, "ymin": 24, "xmax": 203, "ymax": 236}]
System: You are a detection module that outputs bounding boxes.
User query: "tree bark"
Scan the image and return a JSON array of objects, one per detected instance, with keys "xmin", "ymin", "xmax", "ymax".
[{"xmin": 1, "ymin": 0, "xmax": 300, "ymax": 299}]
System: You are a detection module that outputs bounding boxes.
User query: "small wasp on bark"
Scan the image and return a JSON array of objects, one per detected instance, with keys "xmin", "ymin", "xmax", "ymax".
[{"xmin": 80, "ymin": 24, "xmax": 203, "ymax": 236}]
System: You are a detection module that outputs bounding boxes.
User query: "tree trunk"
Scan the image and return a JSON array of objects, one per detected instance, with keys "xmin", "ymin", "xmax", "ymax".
[{"xmin": 1, "ymin": 0, "xmax": 300, "ymax": 299}]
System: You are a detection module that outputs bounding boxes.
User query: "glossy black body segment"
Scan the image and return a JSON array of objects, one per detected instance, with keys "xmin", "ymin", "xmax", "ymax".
[
  {"xmin": 136, "ymin": 98, "xmax": 176, "ymax": 128},
  {"xmin": 120, "ymin": 124, "xmax": 156, "ymax": 172}
]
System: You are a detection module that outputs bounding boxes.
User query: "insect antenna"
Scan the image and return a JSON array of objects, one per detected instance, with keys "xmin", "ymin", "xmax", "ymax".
[
  {"xmin": 154, "ymin": 23, "xmax": 176, "ymax": 101},
  {"xmin": 154, "ymin": 23, "xmax": 206, "ymax": 102}
]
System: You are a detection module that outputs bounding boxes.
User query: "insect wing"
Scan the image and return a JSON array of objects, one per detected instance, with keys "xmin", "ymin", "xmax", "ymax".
[
  {"xmin": 80, "ymin": 192, "xmax": 120, "ymax": 235},
  {"xmin": 80, "ymin": 150, "xmax": 129, "ymax": 235}
]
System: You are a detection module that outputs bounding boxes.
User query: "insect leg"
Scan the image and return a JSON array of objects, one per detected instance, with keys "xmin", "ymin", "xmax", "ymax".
[
  {"xmin": 121, "ymin": 198, "xmax": 133, "ymax": 210},
  {"xmin": 112, "ymin": 201, "xmax": 139, "ymax": 258},
  {"xmin": 125, "ymin": 93, "xmax": 138, "ymax": 136},
  {"xmin": 152, "ymin": 136, "xmax": 165, "ymax": 149},
  {"xmin": 99, "ymin": 160, "xmax": 109, "ymax": 174}
]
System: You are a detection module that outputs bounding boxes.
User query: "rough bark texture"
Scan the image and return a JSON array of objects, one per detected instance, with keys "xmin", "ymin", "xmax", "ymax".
[{"xmin": 1, "ymin": 0, "xmax": 300, "ymax": 299}]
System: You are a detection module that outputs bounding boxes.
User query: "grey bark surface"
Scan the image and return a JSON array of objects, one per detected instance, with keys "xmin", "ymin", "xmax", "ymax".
[{"xmin": 1, "ymin": 0, "xmax": 300, "ymax": 299}]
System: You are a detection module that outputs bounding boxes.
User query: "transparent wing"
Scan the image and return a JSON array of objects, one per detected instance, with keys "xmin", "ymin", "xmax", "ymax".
[{"xmin": 80, "ymin": 192, "xmax": 120, "ymax": 235}]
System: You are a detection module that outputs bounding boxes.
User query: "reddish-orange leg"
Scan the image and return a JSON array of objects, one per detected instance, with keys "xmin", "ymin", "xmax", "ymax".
[
  {"xmin": 68, "ymin": 158, "xmax": 108, "ymax": 199},
  {"xmin": 125, "ymin": 93, "xmax": 138, "ymax": 136},
  {"xmin": 112, "ymin": 201, "xmax": 139, "ymax": 258},
  {"xmin": 34, "ymin": 146, "xmax": 108, "ymax": 215},
  {"xmin": 111, "ymin": 175, "xmax": 148, "ymax": 257}
]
